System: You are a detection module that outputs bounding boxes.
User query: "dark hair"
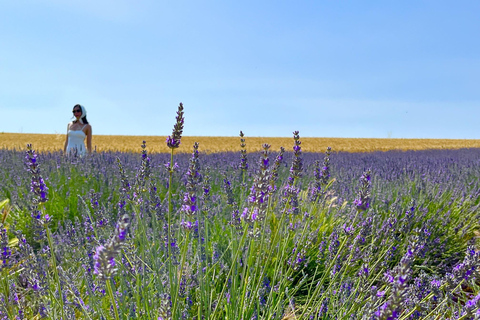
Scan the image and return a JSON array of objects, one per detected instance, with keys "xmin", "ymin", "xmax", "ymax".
[{"xmin": 72, "ymin": 104, "xmax": 89, "ymax": 124}]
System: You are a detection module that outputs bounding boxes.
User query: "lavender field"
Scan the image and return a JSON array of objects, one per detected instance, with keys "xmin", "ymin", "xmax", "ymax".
[{"xmin": 1, "ymin": 108, "xmax": 480, "ymax": 319}]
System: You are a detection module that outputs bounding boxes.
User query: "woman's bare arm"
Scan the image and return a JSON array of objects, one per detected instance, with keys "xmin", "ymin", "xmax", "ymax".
[
  {"xmin": 63, "ymin": 123, "xmax": 70, "ymax": 153},
  {"xmin": 86, "ymin": 125, "xmax": 92, "ymax": 154}
]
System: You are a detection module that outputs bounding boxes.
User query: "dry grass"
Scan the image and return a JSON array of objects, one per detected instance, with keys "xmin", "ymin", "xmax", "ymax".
[{"xmin": 2, "ymin": 132, "xmax": 480, "ymax": 154}]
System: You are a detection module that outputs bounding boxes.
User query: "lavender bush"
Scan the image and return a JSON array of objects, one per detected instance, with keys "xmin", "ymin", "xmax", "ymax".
[{"xmin": 1, "ymin": 108, "xmax": 480, "ymax": 319}]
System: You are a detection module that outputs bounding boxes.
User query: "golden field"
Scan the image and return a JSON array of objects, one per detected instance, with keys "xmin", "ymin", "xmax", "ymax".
[{"xmin": 1, "ymin": 132, "xmax": 480, "ymax": 154}]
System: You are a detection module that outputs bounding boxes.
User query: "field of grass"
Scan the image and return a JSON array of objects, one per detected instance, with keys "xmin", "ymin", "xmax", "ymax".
[{"xmin": 2, "ymin": 132, "xmax": 480, "ymax": 153}]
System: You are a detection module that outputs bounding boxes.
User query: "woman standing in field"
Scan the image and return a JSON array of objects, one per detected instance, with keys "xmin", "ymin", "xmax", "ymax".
[{"xmin": 64, "ymin": 104, "xmax": 92, "ymax": 157}]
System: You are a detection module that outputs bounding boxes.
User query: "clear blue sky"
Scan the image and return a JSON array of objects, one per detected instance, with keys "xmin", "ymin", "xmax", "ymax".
[{"xmin": 1, "ymin": 1, "xmax": 479, "ymax": 138}]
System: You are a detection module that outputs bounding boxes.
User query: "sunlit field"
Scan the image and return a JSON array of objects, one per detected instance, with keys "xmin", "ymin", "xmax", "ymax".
[
  {"xmin": 2, "ymin": 132, "xmax": 480, "ymax": 153},
  {"xmin": 2, "ymin": 105, "xmax": 480, "ymax": 319}
]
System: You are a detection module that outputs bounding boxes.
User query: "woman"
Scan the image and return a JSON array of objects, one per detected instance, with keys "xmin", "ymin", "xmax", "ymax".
[{"xmin": 64, "ymin": 104, "xmax": 92, "ymax": 157}]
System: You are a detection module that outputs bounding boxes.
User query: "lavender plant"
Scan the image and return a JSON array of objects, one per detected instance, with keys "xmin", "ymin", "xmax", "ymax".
[
  {"xmin": 93, "ymin": 214, "xmax": 130, "ymax": 320},
  {"xmin": 166, "ymin": 102, "xmax": 185, "ymax": 150},
  {"xmin": 239, "ymin": 130, "xmax": 248, "ymax": 179},
  {"xmin": 354, "ymin": 168, "xmax": 372, "ymax": 212},
  {"xmin": 241, "ymin": 143, "xmax": 270, "ymax": 226},
  {"xmin": 0, "ymin": 111, "xmax": 480, "ymax": 319},
  {"xmin": 282, "ymin": 131, "xmax": 303, "ymax": 216},
  {"xmin": 310, "ymin": 146, "xmax": 332, "ymax": 202}
]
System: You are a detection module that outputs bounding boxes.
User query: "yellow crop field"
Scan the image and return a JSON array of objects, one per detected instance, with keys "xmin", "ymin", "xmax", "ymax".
[{"xmin": 1, "ymin": 132, "xmax": 480, "ymax": 154}]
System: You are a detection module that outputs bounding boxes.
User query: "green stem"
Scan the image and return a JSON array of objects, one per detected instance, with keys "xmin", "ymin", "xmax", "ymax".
[
  {"xmin": 166, "ymin": 148, "xmax": 175, "ymax": 318},
  {"xmin": 172, "ymin": 230, "xmax": 190, "ymax": 318},
  {"xmin": 2, "ymin": 270, "xmax": 13, "ymax": 319},
  {"xmin": 45, "ymin": 215, "xmax": 65, "ymax": 319},
  {"xmin": 212, "ymin": 225, "xmax": 249, "ymax": 316},
  {"xmin": 106, "ymin": 279, "xmax": 120, "ymax": 320},
  {"xmin": 167, "ymin": 149, "xmax": 174, "ymax": 257}
]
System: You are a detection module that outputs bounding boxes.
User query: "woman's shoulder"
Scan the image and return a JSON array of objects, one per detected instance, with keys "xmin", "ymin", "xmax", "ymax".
[{"xmin": 84, "ymin": 123, "xmax": 92, "ymax": 133}]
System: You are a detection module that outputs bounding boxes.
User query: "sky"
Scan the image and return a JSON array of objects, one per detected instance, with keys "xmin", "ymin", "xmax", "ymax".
[{"xmin": 1, "ymin": 1, "xmax": 479, "ymax": 138}]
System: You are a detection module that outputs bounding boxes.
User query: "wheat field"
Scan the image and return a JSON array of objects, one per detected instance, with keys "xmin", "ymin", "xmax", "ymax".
[{"xmin": 2, "ymin": 132, "xmax": 480, "ymax": 153}]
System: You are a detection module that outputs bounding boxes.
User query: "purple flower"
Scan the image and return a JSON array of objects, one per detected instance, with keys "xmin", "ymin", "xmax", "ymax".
[
  {"xmin": 288, "ymin": 131, "xmax": 303, "ymax": 181},
  {"xmin": 93, "ymin": 214, "xmax": 130, "ymax": 280},
  {"xmin": 181, "ymin": 219, "xmax": 197, "ymax": 231},
  {"xmin": 166, "ymin": 103, "xmax": 184, "ymax": 149},
  {"xmin": 242, "ymin": 144, "xmax": 271, "ymax": 225},
  {"xmin": 354, "ymin": 169, "xmax": 371, "ymax": 212},
  {"xmin": 25, "ymin": 144, "xmax": 49, "ymax": 203},
  {"xmin": 181, "ymin": 142, "xmax": 201, "ymax": 217},
  {"xmin": 239, "ymin": 131, "xmax": 249, "ymax": 172}
]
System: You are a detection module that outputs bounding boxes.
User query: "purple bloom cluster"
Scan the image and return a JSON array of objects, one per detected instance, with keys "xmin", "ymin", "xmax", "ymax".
[
  {"xmin": 223, "ymin": 176, "xmax": 236, "ymax": 206},
  {"xmin": 180, "ymin": 142, "xmax": 201, "ymax": 229},
  {"xmin": 281, "ymin": 132, "xmax": 303, "ymax": 216},
  {"xmin": 24, "ymin": 144, "xmax": 51, "ymax": 242},
  {"xmin": 134, "ymin": 141, "xmax": 152, "ymax": 197},
  {"xmin": 241, "ymin": 144, "xmax": 271, "ymax": 224},
  {"xmin": 354, "ymin": 169, "xmax": 371, "ymax": 212},
  {"xmin": 446, "ymin": 245, "xmax": 480, "ymax": 288},
  {"xmin": 116, "ymin": 157, "xmax": 131, "ymax": 193},
  {"xmin": 288, "ymin": 131, "xmax": 303, "ymax": 183},
  {"xmin": 25, "ymin": 144, "xmax": 48, "ymax": 203},
  {"xmin": 373, "ymin": 245, "xmax": 417, "ymax": 319},
  {"xmin": 320, "ymin": 146, "xmax": 331, "ymax": 186},
  {"xmin": 93, "ymin": 214, "xmax": 130, "ymax": 280},
  {"xmin": 310, "ymin": 147, "xmax": 331, "ymax": 202},
  {"xmin": 268, "ymin": 147, "xmax": 285, "ymax": 194},
  {"xmin": 0, "ymin": 227, "xmax": 11, "ymax": 269},
  {"xmin": 166, "ymin": 103, "xmax": 185, "ymax": 149},
  {"xmin": 239, "ymin": 131, "xmax": 248, "ymax": 172}
]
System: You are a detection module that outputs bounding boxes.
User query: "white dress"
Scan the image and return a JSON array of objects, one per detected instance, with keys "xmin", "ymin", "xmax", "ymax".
[{"xmin": 66, "ymin": 125, "xmax": 87, "ymax": 157}]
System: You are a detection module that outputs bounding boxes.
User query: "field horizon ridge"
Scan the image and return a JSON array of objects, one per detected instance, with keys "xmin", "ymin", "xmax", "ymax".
[{"xmin": 2, "ymin": 132, "xmax": 480, "ymax": 153}]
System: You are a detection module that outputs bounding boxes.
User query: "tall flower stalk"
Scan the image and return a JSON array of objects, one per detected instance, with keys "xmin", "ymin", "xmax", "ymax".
[
  {"xmin": 166, "ymin": 102, "xmax": 185, "ymax": 150},
  {"xmin": 239, "ymin": 131, "xmax": 248, "ymax": 183},
  {"xmin": 282, "ymin": 131, "xmax": 303, "ymax": 216},
  {"xmin": 268, "ymin": 146, "xmax": 285, "ymax": 196},
  {"xmin": 320, "ymin": 146, "xmax": 332, "ymax": 187},
  {"xmin": 134, "ymin": 141, "xmax": 151, "ymax": 198},
  {"xmin": 165, "ymin": 103, "xmax": 185, "ymax": 318},
  {"xmin": 310, "ymin": 146, "xmax": 332, "ymax": 202},
  {"xmin": 25, "ymin": 144, "xmax": 65, "ymax": 319},
  {"xmin": 166, "ymin": 103, "xmax": 185, "ymax": 252},
  {"xmin": 288, "ymin": 131, "xmax": 303, "ymax": 184},
  {"xmin": 241, "ymin": 143, "xmax": 270, "ymax": 226},
  {"xmin": 354, "ymin": 169, "xmax": 372, "ymax": 212},
  {"xmin": 172, "ymin": 143, "xmax": 202, "ymax": 316},
  {"xmin": 93, "ymin": 214, "xmax": 130, "ymax": 320},
  {"xmin": 180, "ymin": 142, "xmax": 201, "ymax": 230}
]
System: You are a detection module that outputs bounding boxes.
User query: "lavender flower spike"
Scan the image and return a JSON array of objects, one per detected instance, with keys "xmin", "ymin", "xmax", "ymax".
[
  {"xmin": 239, "ymin": 131, "xmax": 248, "ymax": 172},
  {"xmin": 25, "ymin": 144, "xmax": 50, "ymax": 240},
  {"xmin": 93, "ymin": 214, "xmax": 130, "ymax": 280},
  {"xmin": 268, "ymin": 146, "xmax": 285, "ymax": 194},
  {"xmin": 180, "ymin": 142, "xmax": 201, "ymax": 226},
  {"xmin": 281, "ymin": 132, "xmax": 302, "ymax": 215},
  {"xmin": 288, "ymin": 131, "xmax": 303, "ymax": 184},
  {"xmin": 310, "ymin": 146, "xmax": 332, "ymax": 202},
  {"xmin": 242, "ymin": 143, "xmax": 271, "ymax": 224},
  {"xmin": 25, "ymin": 144, "xmax": 49, "ymax": 203},
  {"xmin": 354, "ymin": 169, "xmax": 371, "ymax": 212},
  {"xmin": 320, "ymin": 146, "xmax": 332, "ymax": 187},
  {"xmin": 166, "ymin": 103, "xmax": 185, "ymax": 149}
]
